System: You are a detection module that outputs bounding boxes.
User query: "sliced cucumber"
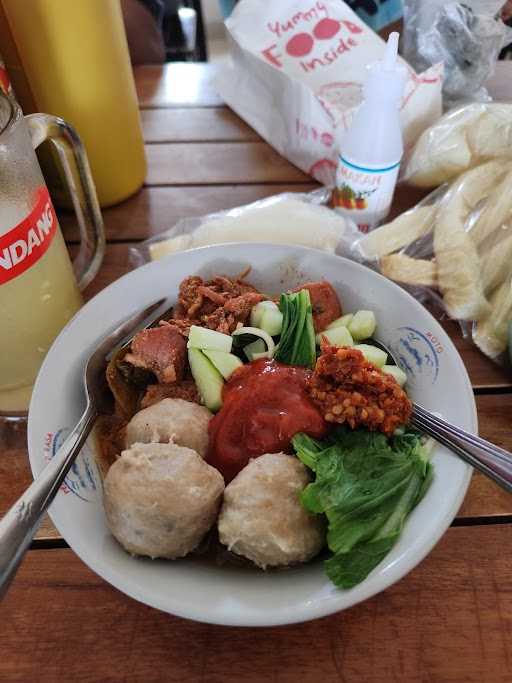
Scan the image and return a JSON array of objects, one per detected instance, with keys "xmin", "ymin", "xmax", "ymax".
[
  {"xmin": 244, "ymin": 339, "xmax": 266, "ymax": 361},
  {"xmin": 348, "ymin": 310, "xmax": 377, "ymax": 341},
  {"xmin": 188, "ymin": 348, "xmax": 224, "ymax": 412},
  {"xmin": 316, "ymin": 325, "xmax": 354, "ymax": 347},
  {"xmin": 203, "ymin": 350, "xmax": 243, "ymax": 380},
  {"xmin": 354, "ymin": 344, "xmax": 387, "ymax": 368},
  {"xmin": 327, "ymin": 313, "xmax": 354, "ymax": 331},
  {"xmin": 382, "ymin": 365, "xmax": 407, "ymax": 387},
  {"xmin": 250, "ymin": 300, "xmax": 278, "ymax": 328},
  {"xmin": 260, "ymin": 307, "xmax": 283, "ymax": 336},
  {"xmin": 187, "ymin": 325, "xmax": 232, "ymax": 353},
  {"xmin": 233, "ymin": 326, "xmax": 276, "ymax": 359}
]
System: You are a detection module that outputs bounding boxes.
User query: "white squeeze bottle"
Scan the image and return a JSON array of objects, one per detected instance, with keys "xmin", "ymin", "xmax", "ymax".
[{"xmin": 334, "ymin": 32, "xmax": 407, "ymax": 232}]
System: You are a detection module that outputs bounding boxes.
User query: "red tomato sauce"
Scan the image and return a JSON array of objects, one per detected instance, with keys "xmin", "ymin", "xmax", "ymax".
[{"xmin": 207, "ymin": 359, "xmax": 328, "ymax": 482}]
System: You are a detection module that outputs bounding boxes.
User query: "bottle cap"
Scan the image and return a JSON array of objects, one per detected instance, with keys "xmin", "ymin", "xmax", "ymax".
[{"xmin": 364, "ymin": 32, "xmax": 407, "ymax": 106}]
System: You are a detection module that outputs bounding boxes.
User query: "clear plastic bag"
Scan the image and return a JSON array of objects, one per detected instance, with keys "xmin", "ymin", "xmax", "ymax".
[
  {"xmin": 353, "ymin": 159, "xmax": 512, "ymax": 361},
  {"xmin": 129, "ymin": 189, "xmax": 360, "ymax": 267},
  {"xmin": 129, "ymin": 183, "xmax": 511, "ymax": 364},
  {"xmin": 401, "ymin": 101, "xmax": 512, "ymax": 187},
  {"xmin": 402, "ymin": 0, "xmax": 512, "ymax": 106}
]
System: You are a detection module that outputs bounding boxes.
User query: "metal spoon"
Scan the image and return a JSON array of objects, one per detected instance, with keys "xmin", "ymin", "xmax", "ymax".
[
  {"xmin": 0, "ymin": 297, "xmax": 173, "ymax": 598},
  {"xmin": 372, "ymin": 338, "xmax": 512, "ymax": 494}
]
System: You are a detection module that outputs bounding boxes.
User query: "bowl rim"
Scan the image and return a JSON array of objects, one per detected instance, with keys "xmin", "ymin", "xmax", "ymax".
[{"xmin": 27, "ymin": 242, "xmax": 476, "ymax": 626}]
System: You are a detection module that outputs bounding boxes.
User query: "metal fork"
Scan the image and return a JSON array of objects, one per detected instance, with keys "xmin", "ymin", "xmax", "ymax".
[
  {"xmin": 410, "ymin": 404, "xmax": 512, "ymax": 493},
  {"xmin": 0, "ymin": 297, "xmax": 172, "ymax": 598},
  {"xmin": 373, "ymin": 339, "xmax": 512, "ymax": 494}
]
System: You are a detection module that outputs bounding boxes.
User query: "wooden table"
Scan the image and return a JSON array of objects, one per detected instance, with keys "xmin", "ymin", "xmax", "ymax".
[{"xmin": 2, "ymin": 63, "xmax": 512, "ymax": 683}]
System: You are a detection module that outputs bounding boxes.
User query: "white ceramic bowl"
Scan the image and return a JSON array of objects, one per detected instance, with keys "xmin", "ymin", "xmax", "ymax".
[{"xmin": 28, "ymin": 244, "xmax": 475, "ymax": 627}]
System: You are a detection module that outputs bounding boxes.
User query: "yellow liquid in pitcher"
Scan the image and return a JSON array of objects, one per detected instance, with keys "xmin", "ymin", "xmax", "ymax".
[{"xmin": 0, "ymin": 228, "xmax": 82, "ymax": 413}]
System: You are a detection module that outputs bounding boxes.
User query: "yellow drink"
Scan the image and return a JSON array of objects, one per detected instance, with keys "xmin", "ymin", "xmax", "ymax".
[
  {"xmin": 1, "ymin": 0, "xmax": 147, "ymax": 207},
  {"xmin": 0, "ymin": 204, "xmax": 82, "ymax": 413},
  {"xmin": 0, "ymin": 187, "xmax": 82, "ymax": 412}
]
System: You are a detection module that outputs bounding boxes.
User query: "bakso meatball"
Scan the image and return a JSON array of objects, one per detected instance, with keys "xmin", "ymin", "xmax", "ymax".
[
  {"xmin": 104, "ymin": 442, "xmax": 224, "ymax": 559},
  {"xmin": 218, "ymin": 453, "xmax": 324, "ymax": 569},
  {"xmin": 125, "ymin": 398, "xmax": 211, "ymax": 457}
]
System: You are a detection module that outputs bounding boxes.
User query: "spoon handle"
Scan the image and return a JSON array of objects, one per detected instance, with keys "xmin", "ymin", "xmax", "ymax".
[
  {"xmin": 0, "ymin": 403, "xmax": 97, "ymax": 599},
  {"xmin": 411, "ymin": 403, "xmax": 512, "ymax": 493}
]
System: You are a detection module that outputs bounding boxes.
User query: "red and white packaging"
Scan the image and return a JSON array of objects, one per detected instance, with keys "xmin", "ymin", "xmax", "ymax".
[
  {"xmin": 0, "ymin": 187, "xmax": 57, "ymax": 286},
  {"xmin": 216, "ymin": 0, "xmax": 443, "ymax": 186}
]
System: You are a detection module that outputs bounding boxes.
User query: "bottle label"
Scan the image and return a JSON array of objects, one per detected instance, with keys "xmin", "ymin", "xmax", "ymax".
[
  {"xmin": 0, "ymin": 187, "xmax": 58, "ymax": 285},
  {"xmin": 334, "ymin": 156, "xmax": 401, "ymax": 233}
]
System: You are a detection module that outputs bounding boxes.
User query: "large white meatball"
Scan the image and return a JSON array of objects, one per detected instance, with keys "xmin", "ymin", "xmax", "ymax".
[
  {"xmin": 125, "ymin": 398, "xmax": 212, "ymax": 457},
  {"xmin": 104, "ymin": 442, "xmax": 224, "ymax": 559},
  {"xmin": 218, "ymin": 453, "xmax": 324, "ymax": 569}
]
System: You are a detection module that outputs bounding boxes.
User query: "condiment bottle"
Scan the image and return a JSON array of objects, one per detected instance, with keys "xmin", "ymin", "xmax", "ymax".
[
  {"xmin": 1, "ymin": 0, "xmax": 146, "ymax": 208},
  {"xmin": 0, "ymin": 2, "xmax": 36, "ymax": 109},
  {"xmin": 334, "ymin": 32, "xmax": 406, "ymax": 232}
]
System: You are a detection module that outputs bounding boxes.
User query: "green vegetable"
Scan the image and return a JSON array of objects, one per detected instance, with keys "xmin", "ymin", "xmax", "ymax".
[
  {"xmin": 293, "ymin": 427, "xmax": 433, "ymax": 589},
  {"xmin": 382, "ymin": 365, "xmax": 407, "ymax": 387},
  {"xmin": 327, "ymin": 313, "xmax": 354, "ymax": 330},
  {"xmin": 354, "ymin": 344, "xmax": 387, "ymax": 368},
  {"xmin": 250, "ymin": 300, "xmax": 279, "ymax": 327},
  {"xmin": 188, "ymin": 348, "xmax": 224, "ymax": 412},
  {"xmin": 274, "ymin": 289, "xmax": 316, "ymax": 368},
  {"xmin": 187, "ymin": 325, "xmax": 233, "ymax": 353},
  {"xmin": 260, "ymin": 307, "xmax": 283, "ymax": 336},
  {"xmin": 233, "ymin": 326, "xmax": 275, "ymax": 359},
  {"xmin": 202, "ymin": 350, "xmax": 243, "ymax": 379},
  {"xmin": 244, "ymin": 338, "xmax": 266, "ymax": 361},
  {"xmin": 348, "ymin": 310, "xmax": 376, "ymax": 341},
  {"xmin": 316, "ymin": 325, "xmax": 353, "ymax": 348}
]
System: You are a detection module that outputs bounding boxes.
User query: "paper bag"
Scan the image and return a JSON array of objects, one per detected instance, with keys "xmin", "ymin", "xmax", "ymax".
[{"xmin": 216, "ymin": 0, "xmax": 443, "ymax": 185}]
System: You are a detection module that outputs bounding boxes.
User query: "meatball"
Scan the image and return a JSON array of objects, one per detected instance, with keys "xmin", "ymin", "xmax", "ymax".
[
  {"xmin": 294, "ymin": 281, "xmax": 342, "ymax": 332},
  {"xmin": 125, "ymin": 398, "xmax": 212, "ymax": 457},
  {"xmin": 218, "ymin": 453, "xmax": 325, "ymax": 569},
  {"xmin": 104, "ymin": 442, "xmax": 224, "ymax": 559}
]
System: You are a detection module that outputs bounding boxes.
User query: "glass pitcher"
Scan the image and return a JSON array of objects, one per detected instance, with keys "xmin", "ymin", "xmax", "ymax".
[{"xmin": 0, "ymin": 91, "xmax": 104, "ymax": 417}]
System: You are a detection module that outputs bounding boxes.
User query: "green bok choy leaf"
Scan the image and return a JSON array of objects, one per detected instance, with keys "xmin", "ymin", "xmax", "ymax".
[{"xmin": 293, "ymin": 427, "xmax": 433, "ymax": 589}]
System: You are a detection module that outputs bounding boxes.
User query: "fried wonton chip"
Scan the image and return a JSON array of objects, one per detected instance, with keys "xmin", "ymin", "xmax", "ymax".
[
  {"xmin": 106, "ymin": 346, "xmax": 150, "ymax": 420},
  {"xmin": 467, "ymin": 104, "xmax": 512, "ymax": 160},
  {"xmin": 479, "ymin": 229, "xmax": 512, "ymax": 295},
  {"xmin": 473, "ymin": 279, "xmax": 512, "ymax": 359},
  {"xmin": 404, "ymin": 103, "xmax": 512, "ymax": 188},
  {"xmin": 380, "ymin": 254, "xmax": 438, "ymax": 287},
  {"xmin": 433, "ymin": 163, "xmax": 501, "ymax": 320},
  {"xmin": 469, "ymin": 166, "xmax": 512, "ymax": 248},
  {"xmin": 403, "ymin": 105, "xmax": 481, "ymax": 188},
  {"xmin": 357, "ymin": 205, "xmax": 436, "ymax": 259}
]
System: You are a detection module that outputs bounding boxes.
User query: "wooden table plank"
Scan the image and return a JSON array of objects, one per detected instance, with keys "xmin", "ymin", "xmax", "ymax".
[
  {"xmin": 59, "ymin": 180, "xmax": 430, "ymax": 244},
  {"xmin": 0, "ymin": 420, "xmax": 59, "ymax": 540},
  {"xmin": 134, "ymin": 58, "xmax": 512, "ymax": 112},
  {"xmin": 141, "ymin": 108, "xmax": 260, "ymax": 143},
  {"xmin": 458, "ymin": 394, "xmax": 512, "ymax": 518},
  {"xmin": 59, "ymin": 184, "xmax": 318, "ymax": 242},
  {"xmin": 3, "ymin": 526, "xmax": 512, "ymax": 682},
  {"xmin": 145, "ymin": 142, "xmax": 310, "ymax": 185},
  {"xmin": 435, "ymin": 318, "xmax": 512, "ymax": 390},
  {"xmin": 135, "ymin": 63, "xmax": 223, "ymax": 108},
  {"xmin": 2, "ymin": 393, "xmax": 510, "ymax": 544}
]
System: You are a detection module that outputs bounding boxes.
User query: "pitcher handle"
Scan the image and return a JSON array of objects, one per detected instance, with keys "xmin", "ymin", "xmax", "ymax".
[{"xmin": 26, "ymin": 113, "xmax": 105, "ymax": 291}]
